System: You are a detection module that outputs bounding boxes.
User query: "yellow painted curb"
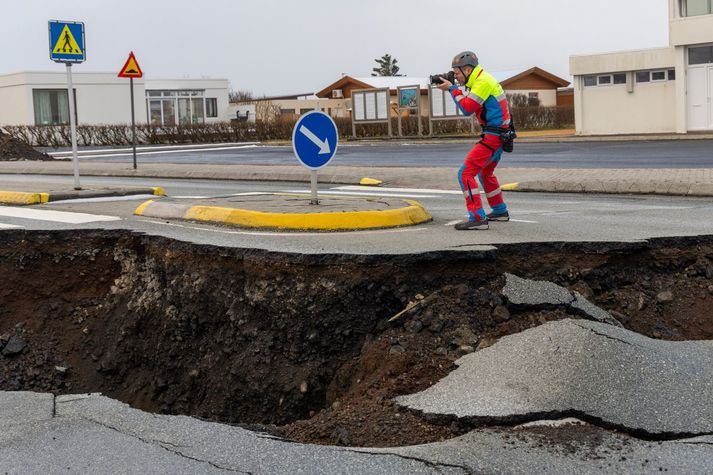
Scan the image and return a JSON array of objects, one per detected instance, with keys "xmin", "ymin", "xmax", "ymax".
[
  {"xmin": 133, "ymin": 200, "xmax": 155, "ymax": 215},
  {"xmin": 501, "ymin": 182, "xmax": 519, "ymax": 191},
  {"xmin": 183, "ymin": 199, "xmax": 431, "ymax": 230},
  {"xmin": 0, "ymin": 191, "xmax": 50, "ymax": 205},
  {"xmin": 152, "ymin": 187, "xmax": 166, "ymax": 196},
  {"xmin": 359, "ymin": 177, "xmax": 383, "ymax": 186}
]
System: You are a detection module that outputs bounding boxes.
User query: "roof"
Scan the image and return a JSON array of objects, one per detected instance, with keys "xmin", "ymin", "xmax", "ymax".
[
  {"xmin": 314, "ymin": 68, "xmax": 569, "ymax": 98},
  {"xmin": 353, "ymin": 77, "xmax": 431, "ymax": 89},
  {"xmin": 499, "ymin": 67, "xmax": 570, "ymax": 88}
]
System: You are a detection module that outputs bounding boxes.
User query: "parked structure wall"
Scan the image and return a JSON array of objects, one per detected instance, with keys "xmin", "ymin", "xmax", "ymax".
[{"xmin": 571, "ymin": 0, "xmax": 713, "ymax": 135}]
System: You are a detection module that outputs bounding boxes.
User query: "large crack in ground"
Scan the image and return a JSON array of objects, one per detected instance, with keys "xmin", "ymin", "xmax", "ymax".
[
  {"xmin": 406, "ymin": 408, "xmax": 713, "ymax": 443},
  {"xmin": 0, "ymin": 229, "xmax": 712, "ymax": 447}
]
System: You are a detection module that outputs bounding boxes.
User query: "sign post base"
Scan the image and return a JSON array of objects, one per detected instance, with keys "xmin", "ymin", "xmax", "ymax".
[{"xmin": 310, "ymin": 170, "xmax": 319, "ymax": 205}]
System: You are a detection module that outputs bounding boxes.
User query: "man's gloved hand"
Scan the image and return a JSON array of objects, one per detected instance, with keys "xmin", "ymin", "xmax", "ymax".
[{"xmin": 435, "ymin": 77, "xmax": 453, "ymax": 91}]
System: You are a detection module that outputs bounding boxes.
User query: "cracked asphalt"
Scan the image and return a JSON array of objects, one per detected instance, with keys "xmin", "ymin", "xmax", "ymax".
[
  {"xmin": 396, "ymin": 319, "xmax": 713, "ymax": 437},
  {"xmin": 2, "ymin": 273, "xmax": 713, "ymax": 473}
]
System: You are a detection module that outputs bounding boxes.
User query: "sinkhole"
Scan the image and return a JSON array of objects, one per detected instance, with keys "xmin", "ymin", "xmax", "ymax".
[{"xmin": 1, "ymin": 230, "xmax": 711, "ymax": 447}]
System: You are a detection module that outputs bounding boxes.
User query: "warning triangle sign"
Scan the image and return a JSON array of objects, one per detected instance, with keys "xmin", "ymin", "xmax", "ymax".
[
  {"xmin": 118, "ymin": 52, "xmax": 143, "ymax": 78},
  {"xmin": 52, "ymin": 25, "xmax": 83, "ymax": 55}
]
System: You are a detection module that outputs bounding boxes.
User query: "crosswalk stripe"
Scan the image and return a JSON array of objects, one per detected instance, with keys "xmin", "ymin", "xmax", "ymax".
[{"xmin": 0, "ymin": 207, "xmax": 121, "ymax": 224}]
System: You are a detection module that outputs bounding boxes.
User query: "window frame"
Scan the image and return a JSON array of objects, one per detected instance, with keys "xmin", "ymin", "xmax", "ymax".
[
  {"xmin": 635, "ymin": 71, "xmax": 652, "ymax": 83},
  {"xmin": 205, "ymin": 98, "xmax": 218, "ymax": 118},
  {"xmin": 688, "ymin": 45, "xmax": 713, "ymax": 65},
  {"xmin": 650, "ymin": 70, "xmax": 667, "ymax": 82},
  {"xmin": 597, "ymin": 75, "xmax": 612, "ymax": 86},
  {"xmin": 583, "ymin": 73, "xmax": 628, "ymax": 87},
  {"xmin": 681, "ymin": 0, "xmax": 712, "ymax": 17},
  {"xmin": 145, "ymin": 89, "xmax": 208, "ymax": 126}
]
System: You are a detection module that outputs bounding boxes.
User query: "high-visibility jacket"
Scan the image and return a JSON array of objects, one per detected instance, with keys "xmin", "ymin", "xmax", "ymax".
[{"xmin": 449, "ymin": 65, "xmax": 511, "ymax": 132}]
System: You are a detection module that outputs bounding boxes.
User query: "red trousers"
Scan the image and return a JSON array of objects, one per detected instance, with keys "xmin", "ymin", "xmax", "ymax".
[{"xmin": 458, "ymin": 134, "xmax": 506, "ymax": 220}]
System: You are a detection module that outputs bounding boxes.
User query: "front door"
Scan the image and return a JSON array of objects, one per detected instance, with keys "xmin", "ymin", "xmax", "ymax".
[{"xmin": 687, "ymin": 66, "xmax": 708, "ymax": 130}]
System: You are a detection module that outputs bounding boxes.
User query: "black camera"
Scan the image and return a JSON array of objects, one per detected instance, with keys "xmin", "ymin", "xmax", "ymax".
[{"xmin": 429, "ymin": 71, "xmax": 455, "ymax": 85}]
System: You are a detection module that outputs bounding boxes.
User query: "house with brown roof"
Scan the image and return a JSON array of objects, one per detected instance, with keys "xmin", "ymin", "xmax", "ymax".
[{"xmin": 244, "ymin": 67, "xmax": 570, "ymax": 120}]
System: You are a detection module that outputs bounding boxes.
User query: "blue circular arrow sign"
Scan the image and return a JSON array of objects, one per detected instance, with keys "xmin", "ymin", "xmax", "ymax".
[{"xmin": 292, "ymin": 111, "xmax": 339, "ymax": 170}]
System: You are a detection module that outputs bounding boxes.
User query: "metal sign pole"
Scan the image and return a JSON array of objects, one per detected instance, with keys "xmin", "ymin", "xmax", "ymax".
[
  {"xmin": 65, "ymin": 62, "xmax": 81, "ymax": 190},
  {"xmin": 310, "ymin": 169, "xmax": 319, "ymax": 205},
  {"xmin": 130, "ymin": 77, "xmax": 137, "ymax": 169}
]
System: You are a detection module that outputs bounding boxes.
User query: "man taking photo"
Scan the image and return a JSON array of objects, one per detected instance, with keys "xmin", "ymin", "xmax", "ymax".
[{"xmin": 435, "ymin": 51, "xmax": 514, "ymax": 230}]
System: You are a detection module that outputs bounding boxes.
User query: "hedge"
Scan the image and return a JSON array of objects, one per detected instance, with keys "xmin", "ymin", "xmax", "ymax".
[{"xmin": 2, "ymin": 106, "xmax": 573, "ymax": 147}]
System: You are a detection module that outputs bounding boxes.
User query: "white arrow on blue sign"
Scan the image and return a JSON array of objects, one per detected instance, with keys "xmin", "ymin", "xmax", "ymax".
[{"xmin": 292, "ymin": 111, "xmax": 339, "ymax": 170}]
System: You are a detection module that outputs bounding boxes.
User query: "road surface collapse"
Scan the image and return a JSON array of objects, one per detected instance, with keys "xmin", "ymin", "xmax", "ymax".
[{"xmin": 0, "ymin": 230, "xmax": 712, "ymax": 448}]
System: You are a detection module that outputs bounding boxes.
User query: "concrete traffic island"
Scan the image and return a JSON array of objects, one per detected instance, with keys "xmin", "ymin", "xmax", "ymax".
[
  {"xmin": 133, "ymin": 193, "xmax": 432, "ymax": 231},
  {"xmin": 0, "ymin": 185, "xmax": 165, "ymax": 205}
]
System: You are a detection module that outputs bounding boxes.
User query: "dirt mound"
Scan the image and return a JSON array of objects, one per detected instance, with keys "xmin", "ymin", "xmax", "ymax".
[
  {"xmin": 0, "ymin": 130, "xmax": 53, "ymax": 161},
  {"xmin": 0, "ymin": 230, "xmax": 711, "ymax": 448}
]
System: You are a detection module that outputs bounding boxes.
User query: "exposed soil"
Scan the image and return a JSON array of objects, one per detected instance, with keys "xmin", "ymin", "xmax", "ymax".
[
  {"xmin": 0, "ymin": 230, "xmax": 711, "ymax": 448},
  {"xmin": 0, "ymin": 130, "xmax": 53, "ymax": 161}
]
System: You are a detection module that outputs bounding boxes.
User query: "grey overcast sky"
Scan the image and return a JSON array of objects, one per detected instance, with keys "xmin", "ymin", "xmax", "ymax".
[{"xmin": 8, "ymin": 0, "xmax": 669, "ymax": 96}]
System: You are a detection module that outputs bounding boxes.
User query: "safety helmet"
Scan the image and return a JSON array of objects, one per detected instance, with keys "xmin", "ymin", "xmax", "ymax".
[{"xmin": 452, "ymin": 51, "xmax": 479, "ymax": 69}]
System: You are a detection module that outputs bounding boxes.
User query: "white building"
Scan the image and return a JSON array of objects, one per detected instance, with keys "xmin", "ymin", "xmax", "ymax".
[
  {"xmin": 570, "ymin": 0, "xmax": 713, "ymax": 135},
  {"xmin": 0, "ymin": 71, "xmax": 230, "ymax": 126}
]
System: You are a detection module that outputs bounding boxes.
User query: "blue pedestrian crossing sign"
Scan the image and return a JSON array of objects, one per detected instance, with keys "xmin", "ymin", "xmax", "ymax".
[
  {"xmin": 292, "ymin": 111, "xmax": 339, "ymax": 170},
  {"xmin": 48, "ymin": 21, "xmax": 86, "ymax": 63}
]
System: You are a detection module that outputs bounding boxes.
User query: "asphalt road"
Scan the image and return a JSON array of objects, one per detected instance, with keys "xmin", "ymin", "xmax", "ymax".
[
  {"xmin": 2, "ymin": 175, "xmax": 712, "ymax": 254},
  {"xmin": 46, "ymin": 139, "xmax": 713, "ymax": 168}
]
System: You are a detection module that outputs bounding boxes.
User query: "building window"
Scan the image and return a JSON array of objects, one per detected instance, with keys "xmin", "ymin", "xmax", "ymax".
[
  {"xmin": 528, "ymin": 92, "xmax": 539, "ymax": 99},
  {"xmin": 682, "ymin": 0, "xmax": 712, "ymax": 16},
  {"xmin": 668, "ymin": 69, "xmax": 676, "ymax": 80},
  {"xmin": 584, "ymin": 73, "xmax": 628, "ymax": 87},
  {"xmin": 635, "ymin": 71, "xmax": 651, "ymax": 83},
  {"xmin": 651, "ymin": 71, "xmax": 667, "ymax": 81},
  {"xmin": 149, "ymin": 100, "xmax": 162, "ymax": 125},
  {"xmin": 613, "ymin": 73, "xmax": 627, "ymax": 84},
  {"xmin": 689, "ymin": 45, "xmax": 713, "ymax": 65},
  {"xmin": 146, "ymin": 89, "xmax": 207, "ymax": 126},
  {"xmin": 206, "ymin": 98, "xmax": 218, "ymax": 118},
  {"xmin": 33, "ymin": 89, "xmax": 77, "ymax": 125}
]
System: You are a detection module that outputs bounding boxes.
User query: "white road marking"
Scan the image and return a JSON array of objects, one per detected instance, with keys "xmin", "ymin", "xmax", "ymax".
[
  {"xmin": 49, "ymin": 142, "xmax": 260, "ymax": 156},
  {"xmin": 285, "ymin": 190, "xmax": 439, "ymax": 199},
  {"xmin": 173, "ymin": 192, "xmax": 273, "ymax": 199},
  {"xmin": 140, "ymin": 219, "xmax": 425, "ymax": 236},
  {"xmin": 445, "ymin": 218, "xmax": 537, "ymax": 225},
  {"xmin": 0, "ymin": 223, "xmax": 23, "ymax": 229},
  {"xmin": 335, "ymin": 185, "xmax": 463, "ymax": 195},
  {"xmin": 0, "ymin": 207, "xmax": 121, "ymax": 224},
  {"xmin": 50, "ymin": 144, "xmax": 259, "ymax": 159}
]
